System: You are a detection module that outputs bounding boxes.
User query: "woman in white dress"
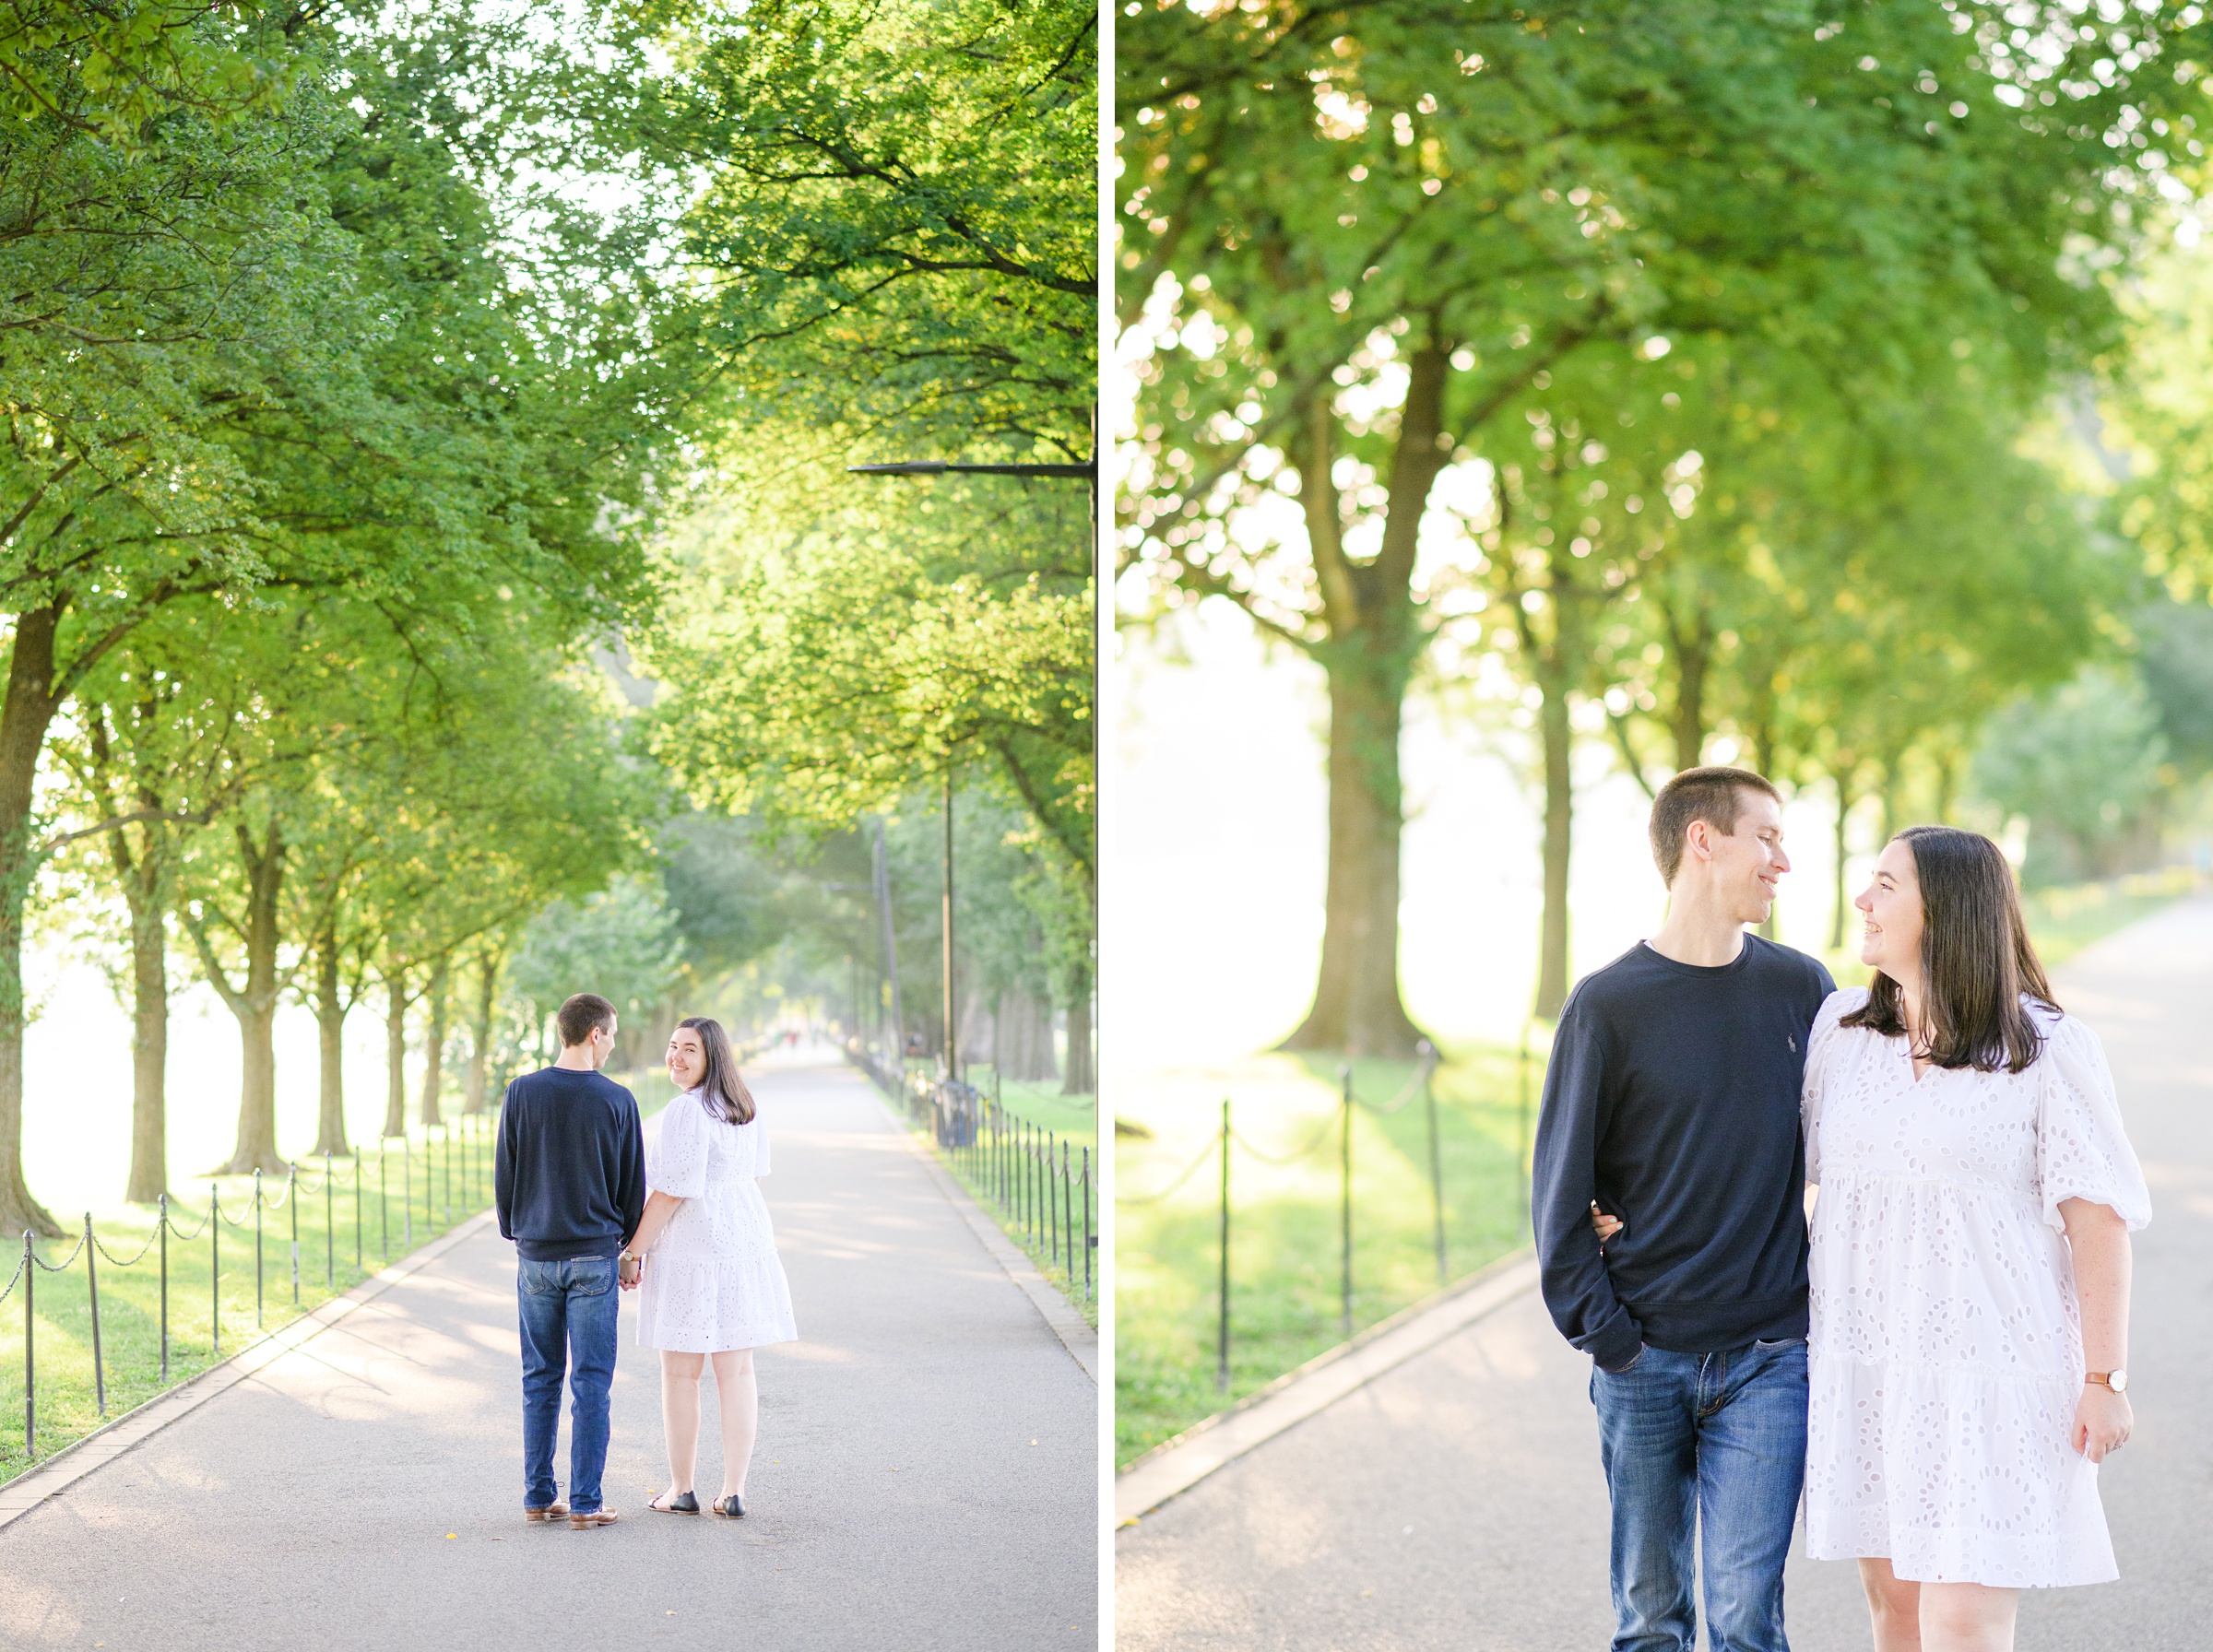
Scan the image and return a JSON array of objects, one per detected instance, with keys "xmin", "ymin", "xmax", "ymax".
[
  {"xmin": 617, "ymin": 1017, "xmax": 799, "ymax": 1518},
  {"xmin": 1805, "ymin": 826, "xmax": 2149, "ymax": 1651}
]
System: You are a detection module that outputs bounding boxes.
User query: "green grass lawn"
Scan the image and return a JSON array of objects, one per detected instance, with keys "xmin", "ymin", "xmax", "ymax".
[
  {"xmin": 1114, "ymin": 1041, "xmax": 1534, "ymax": 1468},
  {"xmin": 0, "ymin": 1114, "xmax": 503, "ymax": 1482},
  {"xmin": 865, "ymin": 1061, "xmax": 1099, "ymax": 1327},
  {"xmin": 964, "ymin": 1064, "xmax": 1098, "ymax": 1140}
]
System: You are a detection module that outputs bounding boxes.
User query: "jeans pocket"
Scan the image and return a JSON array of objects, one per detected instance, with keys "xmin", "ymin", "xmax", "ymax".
[
  {"xmin": 519, "ymin": 1261, "xmax": 562, "ymax": 1297},
  {"xmin": 568, "ymin": 1257, "xmax": 615, "ymax": 1297},
  {"xmin": 1754, "ymin": 1336, "xmax": 1806, "ymax": 1351},
  {"xmin": 1601, "ymin": 1345, "xmax": 1648, "ymax": 1375}
]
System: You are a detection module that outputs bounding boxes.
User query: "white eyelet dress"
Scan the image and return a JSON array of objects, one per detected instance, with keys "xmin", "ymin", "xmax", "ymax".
[
  {"xmin": 635, "ymin": 1089, "xmax": 799, "ymax": 1353},
  {"xmin": 1801, "ymin": 987, "xmax": 2151, "ymax": 1587}
]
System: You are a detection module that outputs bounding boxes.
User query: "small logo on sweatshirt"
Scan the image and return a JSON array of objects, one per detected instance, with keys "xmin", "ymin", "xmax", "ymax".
[{"xmin": 1788, "ymin": 1034, "xmax": 1799, "ymax": 1053}]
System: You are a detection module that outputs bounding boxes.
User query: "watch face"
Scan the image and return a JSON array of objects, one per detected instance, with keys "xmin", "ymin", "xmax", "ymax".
[{"xmin": 2110, "ymin": 1370, "xmax": 2128, "ymax": 1393}]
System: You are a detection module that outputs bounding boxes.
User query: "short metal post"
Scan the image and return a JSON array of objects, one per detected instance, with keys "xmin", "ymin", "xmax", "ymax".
[
  {"xmin": 254, "ymin": 1169, "xmax": 265, "ymax": 1328},
  {"xmin": 404, "ymin": 1133, "xmax": 412, "ymax": 1248},
  {"xmin": 325, "ymin": 1151, "xmax": 334, "ymax": 1288},
  {"xmin": 354, "ymin": 1147, "xmax": 362, "ymax": 1273},
  {"xmin": 1218, "ymin": 1099, "xmax": 1231, "ymax": 1389},
  {"xmin": 289, "ymin": 1163, "xmax": 300, "ymax": 1305},
  {"xmin": 84, "ymin": 1212, "xmax": 104, "ymax": 1417},
  {"xmin": 1083, "ymin": 1144, "xmax": 1094, "ymax": 1300},
  {"xmin": 1340, "ymin": 1064, "xmax": 1354, "ymax": 1341},
  {"xmin": 1518, "ymin": 1021, "xmax": 1533, "ymax": 1237},
  {"xmin": 1060, "ymin": 1139, "xmax": 1072, "ymax": 1273},
  {"xmin": 1047, "ymin": 1130, "xmax": 1059, "ymax": 1268},
  {"xmin": 1421, "ymin": 1040, "xmax": 1446, "ymax": 1285},
  {"xmin": 22, "ymin": 1231, "xmax": 33, "ymax": 1457},
  {"xmin": 159, "ymin": 1194, "xmax": 170, "ymax": 1382},
  {"xmin": 380, "ymin": 1138, "xmax": 389, "ymax": 1261},
  {"xmin": 209, "ymin": 1186, "xmax": 220, "ymax": 1357}
]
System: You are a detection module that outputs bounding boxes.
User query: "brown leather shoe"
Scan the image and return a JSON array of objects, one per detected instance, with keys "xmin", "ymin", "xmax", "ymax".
[
  {"xmin": 524, "ymin": 1501, "xmax": 569, "ymax": 1522},
  {"xmin": 569, "ymin": 1508, "xmax": 619, "ymax": 1529}
]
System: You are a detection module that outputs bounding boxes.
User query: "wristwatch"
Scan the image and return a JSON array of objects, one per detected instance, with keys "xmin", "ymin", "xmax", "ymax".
[{"xmin": 2086, "ymin": 1369, "xmax": 2128, "ymax": 1393}]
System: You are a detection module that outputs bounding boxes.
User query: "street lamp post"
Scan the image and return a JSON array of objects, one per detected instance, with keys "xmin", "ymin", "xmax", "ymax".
[{"xmin": 851, "ymin": 451, "xmax": 1097, "ymax": 1095}]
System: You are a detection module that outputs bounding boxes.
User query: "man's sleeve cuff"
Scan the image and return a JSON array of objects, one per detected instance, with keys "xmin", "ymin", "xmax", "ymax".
[{"xmin": 1579, "ymin": 1316, "xmax": 1644, "ymax": 1373}]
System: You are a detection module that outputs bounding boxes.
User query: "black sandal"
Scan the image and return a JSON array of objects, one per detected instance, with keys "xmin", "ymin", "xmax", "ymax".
[
  {"xmin": 712, "ymin": 1493, "xmax": 745, "ymax": 1518},
  {"xmin": 650, "ymin": 1490, "xmax": 700, "ymax": 1515}
]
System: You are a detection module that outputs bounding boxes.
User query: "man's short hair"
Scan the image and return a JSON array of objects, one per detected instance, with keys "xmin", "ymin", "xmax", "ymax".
[
  {"xmin": 556, "ymin": 993, "xmax": 618, "ymax": 1048},
  {"xmin": 1649, "ymin": 766, "xmax": 1782, "ymax": 886}
]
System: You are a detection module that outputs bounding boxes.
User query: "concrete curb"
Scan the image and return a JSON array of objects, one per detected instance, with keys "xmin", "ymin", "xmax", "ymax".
[
  {"xmin": 865, "ymin": 1082, "xmax": 1099, "ymax": 1384},
  {"xmin": 0, "ymin": 1208, "xmax": 500, "ymax": 1533},
  {"xmin": 1114, "ymin": 1246, "xmax": 1540, "ymax": 1528}
]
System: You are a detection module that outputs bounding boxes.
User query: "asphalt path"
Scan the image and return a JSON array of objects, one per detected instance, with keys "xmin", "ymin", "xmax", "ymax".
[
  {"xmin": 1116, "ymin": 898, "xmax": 2213, "ymax": 1650},
  {"xmin": 0, "ymin": 1058, "xmax": 1096, "ymax": 1650}
]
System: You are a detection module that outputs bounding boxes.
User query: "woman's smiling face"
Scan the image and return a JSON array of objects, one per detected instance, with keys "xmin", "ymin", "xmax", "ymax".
[
  {"xmin": 667, "ymin": 1027, "xmax": 707, "ymax": 1090},
  {"xmin": 1854, "ymin": 836, "xmax": 1925, "ymax": 984}
]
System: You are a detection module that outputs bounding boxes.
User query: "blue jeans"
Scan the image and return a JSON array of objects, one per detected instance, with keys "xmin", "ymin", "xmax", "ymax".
[
  {"xmin": 517, "ymin": 1254, "xmax": 621, "ymax": 1514},
  {"xmin": 1589, "ymin": 1338, "xmax": 1807, "ymax": 1652}
]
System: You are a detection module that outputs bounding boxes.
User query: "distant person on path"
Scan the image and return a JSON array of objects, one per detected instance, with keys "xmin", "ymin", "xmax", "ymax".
[
  {"xmin": 621, "ymin": 1016, "xmax": 798, "ymax": 1520},
  {"xmin": 494, "ymin": 991, "xmax": 645, "ymax": 1532},
  {"xmin": 1533, "ymin": 767, "xmax": 1832, "ymax": 1652}
]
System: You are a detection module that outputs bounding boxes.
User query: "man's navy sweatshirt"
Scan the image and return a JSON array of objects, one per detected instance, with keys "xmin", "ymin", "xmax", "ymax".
[
  {"xmin": 494, "ymin": 1067, "xmax": 645, "ymax": 1262},
  {"xmin": 1530, "ymin": 936, "xmax": 1835, "ymax": 1373}
]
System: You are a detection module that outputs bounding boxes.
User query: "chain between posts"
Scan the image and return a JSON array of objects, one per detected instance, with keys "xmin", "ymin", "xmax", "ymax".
[
  {"xmin": 855, "ymin": 1051, "xmax": 1095, "ymax": 1305},
  {"xmin": 7, "ymin": 1110, "xmax": 501, "ymax": 1474},
  {"xmin": 1125, "ymin": 1037, "xmax": 1498, "ymax": 1408}
]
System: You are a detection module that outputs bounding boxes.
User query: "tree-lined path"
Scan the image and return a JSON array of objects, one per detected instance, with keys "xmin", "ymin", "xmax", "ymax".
[
  {"xmin": 0, "ymin": 1062, "xmax": 1096, "ymax": 1650},
  {"xmin": 1116, "ymin": 899, "xmax": 2213, "ymax": 1649}
]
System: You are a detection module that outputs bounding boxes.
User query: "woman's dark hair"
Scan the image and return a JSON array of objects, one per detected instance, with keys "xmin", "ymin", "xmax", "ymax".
[
  {"xmin": 1840, "ymin": 825, "xmax": 2059, "ymax": 1073},
  {"xmin": 676, "ymin": 1016, "xmax": 756, "ymax": 1126}
]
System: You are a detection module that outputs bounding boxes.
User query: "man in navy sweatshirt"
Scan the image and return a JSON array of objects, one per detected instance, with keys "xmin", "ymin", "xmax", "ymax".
[
  {"xmin": 494, "ymin": 991, "xmax": 645, "ymax": 1530},
  {"xmin": 1532, "ymin": 767, "xmax": 1834, "ymax": 1652}
]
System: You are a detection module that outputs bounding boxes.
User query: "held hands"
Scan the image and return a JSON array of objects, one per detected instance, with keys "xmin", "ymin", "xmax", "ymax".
[
  {"xmin": 1590, "ymin": 1201, "xmax": 1624, "ymax": 1245},
  {"xmin": 2074, "ymin": 1384, "xmax": 2131, "ymax": 1463},
  {"xmin": 618, "ymin": 1253, "xmax": 642, "ymax": 1291}
]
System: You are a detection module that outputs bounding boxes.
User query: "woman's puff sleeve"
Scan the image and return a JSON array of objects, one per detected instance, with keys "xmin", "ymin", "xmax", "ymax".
[
  {"xmin": 2036, "ymin": 1012, "xmax": 2151, "ymax": 1234},
  {"xmin": 649, "ymin": 1094, "xmax": 709, "ymax": 1200},
  {"xmin": 1801, "ymin": 985, "xmax": 1860, "ymax": 1187}
]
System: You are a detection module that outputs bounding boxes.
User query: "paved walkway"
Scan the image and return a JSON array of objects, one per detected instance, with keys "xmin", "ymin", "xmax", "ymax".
[
  {"xmin": 1117, "ymin": 898, "xmax": 2213, "ymax": 1650},
  {"xmin": 0, "ymin": 1061, "xmax": 1096, "ymax": 1650}
]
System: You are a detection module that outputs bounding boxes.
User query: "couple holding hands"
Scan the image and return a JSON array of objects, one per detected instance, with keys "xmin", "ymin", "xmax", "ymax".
[
  {"xmin": 1535, "ymin": 767, "xmax": 2149, "ymax": 1652},
  {"xmin": 493, "ymin": 994, "xmax": 799, "ymax": 1529}
]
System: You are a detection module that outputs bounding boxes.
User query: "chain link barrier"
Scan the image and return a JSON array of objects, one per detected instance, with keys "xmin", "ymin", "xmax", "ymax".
[
  {"xmin": 1120, "ymin": 1038, "xmax": 1527, "ymax": 1399},
  {"xmin": 5, "ymin": 1107, "xmax": 503, "ymax": 1471}
]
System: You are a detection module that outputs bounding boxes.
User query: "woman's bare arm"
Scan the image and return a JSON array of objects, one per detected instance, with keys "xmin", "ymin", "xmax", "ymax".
[
  {"xmin": 625, "ymin": 1189, "xmax": 686, "ymax": 1267},
  {"xmin": 2059, "ymin": 1196, "xmax": 2133, "ymax": 1462}
]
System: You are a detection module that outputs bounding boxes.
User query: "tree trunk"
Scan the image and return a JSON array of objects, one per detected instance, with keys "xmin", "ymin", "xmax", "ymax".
[
  {"xmin": 1278, "ymin": 346, "xmax": 1447, "ymax": 1060},
  {"xmin": 1667, "ymin": 606, "xmax": 1712, "ymax": 772},
  {"xmin": 310, "ymin": 928, "xmax": 349, "ymax": 1158},
  {"xmin": 209, "ymin": 819, "xmax": 289, "ymax": 1176},
  {"xmin": 124, "ymin": 874, "xmax": 171, "ymax": 1201},
  {"xmin": 997, "ymin": 983, "xmax": 1057, "ymax": 1081},
  {"xmin": 0, "ymin": 604, "xmax": 66, "ymax": 1235},
  {"xmin": 419, "ymin": 951, "xmax": 449, "ymax": 1127},
  {"xmin": 1283, "ymin": 666, "xmax": 1424, "ymax": 1054},
  {"xmin": 1060, "ymin": 964, "xmax": 1094, "ymax": 1095},
  {"xmin": 1829, "ymin": 770, "xmax": 1855, "ymax": 952},
  {"xmin": 463, "ymin": 947, "xmax": 500, "ymax": 1113},
  {"xmin": 383, "ymin": 971, "xmax": 410, "ymax": 1139},
  {"xmin": 1534, "ymin": 662, "xmax": 1576, "ymax": 1019}
]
